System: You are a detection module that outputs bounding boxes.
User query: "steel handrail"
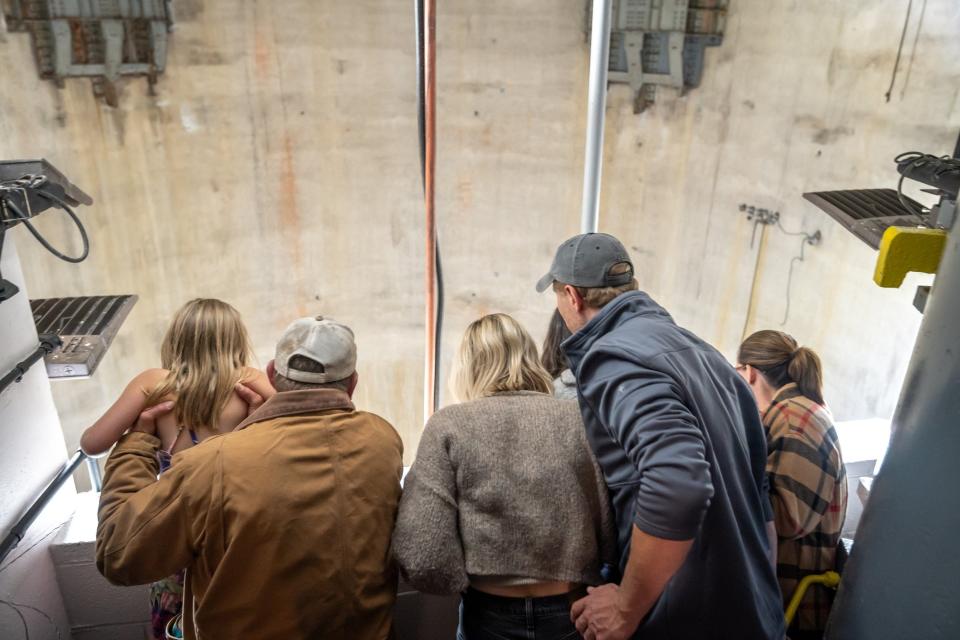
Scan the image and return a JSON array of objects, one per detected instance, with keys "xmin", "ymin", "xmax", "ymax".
[
  {"xmin": 0, "ymin": 334, "xmax": 61, "ymax": 395},
  {"xmin": 0, "ymin": 449, "xmax": 87, "ymax": 564}
]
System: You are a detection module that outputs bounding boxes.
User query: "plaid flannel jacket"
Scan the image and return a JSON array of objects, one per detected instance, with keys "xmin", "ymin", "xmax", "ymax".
[{"xmin": 763, "ymin": 384, "xmax": 847, "ymax": 636}]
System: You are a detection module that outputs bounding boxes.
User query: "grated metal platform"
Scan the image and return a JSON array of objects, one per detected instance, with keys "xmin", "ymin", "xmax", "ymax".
[
  {"xmin": 30, "ymin": 294, "xmax": 137, "ymax": 378},
  {"xmin": 803, "ymin": 188, "xmax": 922, "ymax": 249}
]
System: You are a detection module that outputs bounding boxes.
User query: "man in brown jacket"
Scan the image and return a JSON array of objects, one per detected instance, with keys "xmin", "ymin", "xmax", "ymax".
[{"xmin": 96, "ymin": 316, "xmax": 404, "ymax": 639}]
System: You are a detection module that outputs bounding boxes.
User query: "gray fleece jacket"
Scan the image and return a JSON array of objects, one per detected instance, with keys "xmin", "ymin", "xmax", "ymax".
[
  {"xmin": 564, "ymin": 290, "xmax": 784, "ymax": 639},
  {"xmin": 392, "ymin": 391, "xmax": 616, "ymax": 595}
]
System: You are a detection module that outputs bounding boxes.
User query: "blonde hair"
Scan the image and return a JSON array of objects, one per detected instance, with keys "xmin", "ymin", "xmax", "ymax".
[
  {"xmin": 144, "ymin": 299, "xmax": 253, "ymax": 429},
  {"xmin": 553, "ymin": 262, "xmax": 638, "ymax": 309},
  {"xmin": 738, "ymin": 330, "xmax": 825, "ymax": 406},
  {"xmin": 453, "ymin": 313, "xmax": 554, "ymax": 402}
]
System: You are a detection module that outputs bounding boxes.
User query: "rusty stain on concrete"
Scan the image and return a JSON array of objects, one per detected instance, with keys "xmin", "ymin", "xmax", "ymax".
[
  {"xmin": 456, "ymin": 178, "xmax": 473, "ymax": 209},
  {"xmin": 254, "ymin": 29, "xmax": 271, "ymax": 80},
  {"xmin": 278, "ymin": 134, "xmax": 308, "ymax": 317}
]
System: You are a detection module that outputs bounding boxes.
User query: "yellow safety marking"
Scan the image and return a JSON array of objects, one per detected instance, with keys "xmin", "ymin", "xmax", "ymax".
[{"xmin": 874, "ymin": 226, "xmax": 948, "ymax": 288}]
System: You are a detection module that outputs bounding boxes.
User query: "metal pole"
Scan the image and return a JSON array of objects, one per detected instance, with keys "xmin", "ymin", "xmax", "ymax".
[
  {"xmin": 0, "ymin": 450, "xmax": 85, "ymax": 565},
  {"xmin": 422, "ymin": 0, "xmax": 438, "ymax": 420},
  {"xmin": 826, "ymin": 220, "xmax": 960, "ymax": 639},
  {"xmin": 85, "ymin": 456, "xmax": 103, "ymax": 492},
  {"xmin": 0, "ymin": 335, "xmax": 60, "ymax": 395},
  {"xmin": 580, "ymin": 0, "xmax": 613, "ymax": 234}
]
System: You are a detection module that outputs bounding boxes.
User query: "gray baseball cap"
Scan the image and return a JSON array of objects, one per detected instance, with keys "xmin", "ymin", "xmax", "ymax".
[
  {"xmin": 536, "ymin": 233, "xmax": 634, "ymax": 293},
  {"xmin": 275, "ymin": 315, "xmax": 357, "ymax": 383}
]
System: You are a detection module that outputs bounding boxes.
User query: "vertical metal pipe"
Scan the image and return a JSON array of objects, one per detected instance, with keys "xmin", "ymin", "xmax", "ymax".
[
  {"xmin": 580, "ymin": 0, "xmax": 613, "ymax": 234},
  {"xmin": 423, "ymin": 0, "xmax": 438, "ymax": 419},
  {"xmin": 85, "ymin": 456, "xmax": 102, "ymax": 492},
  {"xmin": 826, "ymin": 219, "xmax": 960, "ymax": 639}
]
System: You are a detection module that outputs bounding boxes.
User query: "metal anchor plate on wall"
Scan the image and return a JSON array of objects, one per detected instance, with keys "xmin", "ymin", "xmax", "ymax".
[
  {"xmin": 2, "ymin": 0, "xmax": 174, "ymax": 106},
  {"xmin": 600, "ymin": 0, "xmax": 727, "ymax": 112}
]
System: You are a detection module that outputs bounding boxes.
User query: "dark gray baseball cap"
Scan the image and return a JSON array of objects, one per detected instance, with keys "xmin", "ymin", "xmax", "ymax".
[{"xmin": 536, "ymin": 233, "xmax": 634, "ymax": 293}]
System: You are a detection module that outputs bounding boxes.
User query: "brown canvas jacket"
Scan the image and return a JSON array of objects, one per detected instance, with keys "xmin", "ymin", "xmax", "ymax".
[{"xmin": 96, "ymin": 389, "xmax": 404, "ymax": 639}]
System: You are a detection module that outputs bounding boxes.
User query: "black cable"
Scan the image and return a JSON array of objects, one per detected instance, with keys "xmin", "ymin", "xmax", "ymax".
[
  {"xmin": 0, "ymin": 599, "xmax": 63, "ymax": 640},
  {"xmin": 415, "ymin": 0, "xmax": 443, "ymax": 411},
  {"xmin": 434, "ymin": 243, "xmax": 444, "ymax": 409},
  {"xmin": 772, "ymin": 220, "xmax": 820, "ymax": 327},
  {"xmin": 0, "ymin": 518, "xmax": 70, "ymax": 575},
  {"xmin": 898, "ymin": 0, "xmax": 926, "ymax": 101},
  {"xmin": 0, "ymin": 600, "xmax": 29, "ymax": 640},
  {"xmin": 781, "ymin": 236, "xmax": 808, "ymax": 327},
  {"xmin": 2, "ymin": 190, "xmax": 89, "ymax": 263},
  {"xmin": 885, "ymin": 0, "xmax": 912, "ymax": 103},
  {"xmin": 896, "ymin": 172, "xmax": 928, "ymax": 223},
  {"xmin": 893, "ymin": 151, "xmax": 960, "ymax": 224},
  {"xmin": 741, "ymin": 211, "xmax": 821, "ymax": 329},
  {"xmin": 776, "ymin": 219, "xmax": 814, "ymax": 239}
]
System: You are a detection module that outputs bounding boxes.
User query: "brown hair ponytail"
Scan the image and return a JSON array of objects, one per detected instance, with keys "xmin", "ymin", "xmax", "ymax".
[
  {"xmin": 738, "ymin": 330, "xmax": 825, "ymax": 406},
  {"xmin": 541, "ymin": 309, "xmax": 572, "ymax": 379}
]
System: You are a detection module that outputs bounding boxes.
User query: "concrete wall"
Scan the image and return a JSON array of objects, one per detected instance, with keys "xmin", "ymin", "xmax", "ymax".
[
  {"xmin": 0, "ymin": 0, "xmax": 957, "ymax": 470},
  {"xmin": 0, "ymin": 237, "xmax": 74, "ymax": 640}
]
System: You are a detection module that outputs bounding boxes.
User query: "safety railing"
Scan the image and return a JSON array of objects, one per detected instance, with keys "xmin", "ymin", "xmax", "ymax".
[
  {"xmin": 0, "ymin": 450, "xmax": 90, "ymax": 564},
  {"xmin": 0, "ymin": 334, "xmax": 60, "ymax": 395},
  {"xmin": 1, "ymin": 335, "xmax": 104, "ymax": 565}
]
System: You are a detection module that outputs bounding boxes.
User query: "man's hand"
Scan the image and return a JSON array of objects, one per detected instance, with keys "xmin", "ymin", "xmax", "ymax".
[
  {"xmin": 234, "ymin": 382, "xmax": 265, "ymax": 418},
  {"xmin": 131, "ymin": 401, "xmax": 175, "ymax": 437},
  {"xmin": 571, "ymin": 584, "xmax": 641, "ymax": 640}
]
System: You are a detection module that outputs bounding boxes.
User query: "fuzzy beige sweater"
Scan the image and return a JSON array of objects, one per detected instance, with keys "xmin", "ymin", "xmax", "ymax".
[{"xmin": 392, "ymin": 391, "xmax": 616, "ymax": 595}]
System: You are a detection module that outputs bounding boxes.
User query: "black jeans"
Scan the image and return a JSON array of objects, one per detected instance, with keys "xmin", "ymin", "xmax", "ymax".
[{"xmin": 457, "ymin": 587, "xmax": 583, "ymax": 640}]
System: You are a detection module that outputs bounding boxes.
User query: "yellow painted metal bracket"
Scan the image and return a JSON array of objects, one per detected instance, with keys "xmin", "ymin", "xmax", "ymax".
[{"xmin": 874, "ymin": 227, "xmax": 948, "ymax": 288}]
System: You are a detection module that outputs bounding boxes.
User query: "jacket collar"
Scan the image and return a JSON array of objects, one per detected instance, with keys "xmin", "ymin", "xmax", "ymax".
[
  {"xmin": 762, "ymin": 383, "xmax": 801, "ymax": 422},
  {"xmin": 235, "ymin": 389, "xmax": 355, "ymax": 431},
  {"xmin": 562, "ymin": 290, "xmax": 672, "ymax": 370}
]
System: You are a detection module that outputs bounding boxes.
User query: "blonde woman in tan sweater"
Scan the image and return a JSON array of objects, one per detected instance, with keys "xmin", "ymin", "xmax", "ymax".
[{"xmin": 393, "ymin": 313, "xmax": 616, "ymax": 640}]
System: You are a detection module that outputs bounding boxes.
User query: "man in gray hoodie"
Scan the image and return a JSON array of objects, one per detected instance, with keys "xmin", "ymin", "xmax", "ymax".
[{"xmin": 536, "ymin": 233, "xmax": 784, "ymax": 640}]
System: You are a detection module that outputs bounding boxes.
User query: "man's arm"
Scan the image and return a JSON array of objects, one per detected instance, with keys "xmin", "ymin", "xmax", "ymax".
[
  {"xmin": 572, "ymin": 350, "xmax": 713, "ymax": 639},
  {"xmin": 96, "ymin": 403, "xmax": 215, "ymax": 585},
  {"xmin": 573, "ymin": 526, "xmax": 694, "ymax": 639}
]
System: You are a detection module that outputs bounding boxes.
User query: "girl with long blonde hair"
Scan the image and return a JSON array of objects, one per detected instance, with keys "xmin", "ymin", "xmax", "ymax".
[
  {"xmin": 81, "ymin": 298, "xmax": 274, "ymax": 639},
  {"xmin": 394, "ymin": 313, "xmax": 615, "ymax": 640}
]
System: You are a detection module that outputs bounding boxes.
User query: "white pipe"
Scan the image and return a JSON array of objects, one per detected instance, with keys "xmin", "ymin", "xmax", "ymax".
[{"xmin": 580, "ymin": 0, "xmax": 613, "ymax": 234}]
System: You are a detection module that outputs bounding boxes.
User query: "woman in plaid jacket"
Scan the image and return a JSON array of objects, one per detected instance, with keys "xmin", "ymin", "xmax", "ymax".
[{"xmin": 737, "ymin": 330, "xmax": 847, "ymax": 640}]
